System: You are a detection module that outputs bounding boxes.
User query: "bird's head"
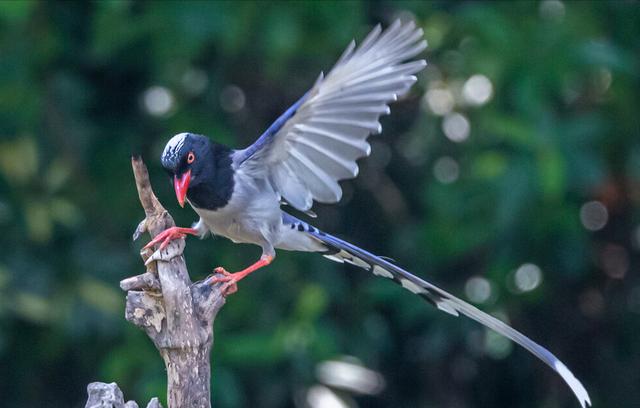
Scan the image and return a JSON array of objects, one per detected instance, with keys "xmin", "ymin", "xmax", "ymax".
[{"xmin": 161, "ymin": 132, "xmax": 212, "ymax": 207}]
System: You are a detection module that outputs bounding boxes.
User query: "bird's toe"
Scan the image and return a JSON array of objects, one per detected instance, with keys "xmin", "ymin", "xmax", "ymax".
[
  {"xmin": 220, "ymin": 281, "xmax": 238, "ymax": 296},
  {"xmin": 213, "ymin": 266, "xmax": 230, "ymax": 275}
]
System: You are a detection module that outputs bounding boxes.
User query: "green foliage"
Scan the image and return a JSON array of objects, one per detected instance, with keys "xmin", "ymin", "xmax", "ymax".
[{"xmin": 0, "ymin": 1, "xmax": 638, "ymax": 407}]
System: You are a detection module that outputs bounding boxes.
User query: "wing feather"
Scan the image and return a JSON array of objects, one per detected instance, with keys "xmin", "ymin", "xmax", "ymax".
[
  {"xmin": 307, "ymin": 116, "xmax": 383, "ymax": 133},
  {"xmin": 349, "ymin": 24, "xmax": 382, "ymax": 59},
  {"xmin": 236, "ymin": 20, "xmax": 426, "ymax": 210},
  {"xmin": 291, "ymin": 138, "xmax": 359, "ymax": 178},
  {"xmin": 308, "ymin": 105, "xmax": 391, "ymax": 115},
  {"xmin": 287, "ymin": 149, "xmax": 342, "ymax": 201}
]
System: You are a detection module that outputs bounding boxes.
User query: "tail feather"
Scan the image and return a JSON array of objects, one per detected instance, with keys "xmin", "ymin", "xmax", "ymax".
[{"xmin": 306, "ymin": 227, "xmax": 591, "ymax": 408}]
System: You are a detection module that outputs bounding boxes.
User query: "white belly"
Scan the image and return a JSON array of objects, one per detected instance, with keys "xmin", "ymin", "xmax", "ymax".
[
  {"xmin": 191, "ymin": 172, "xmax": 281, "ymax": 247},
  {"xmin": 190, "ymin": 171, "xmax": 326, "ymax": 254}
]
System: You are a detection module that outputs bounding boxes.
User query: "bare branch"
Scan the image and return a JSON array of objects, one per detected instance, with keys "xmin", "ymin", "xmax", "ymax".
[
  {"xmin": 120, "ymin": 272, "xmax": 161, "ymax": 292},
  {"xmin": 89, "ymin": 156, "xmax": 227, "ymax": 408}
]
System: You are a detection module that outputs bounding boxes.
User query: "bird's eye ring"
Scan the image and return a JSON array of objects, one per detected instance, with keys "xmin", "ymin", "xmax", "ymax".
[{"xmin": 187, "ymin": 152, "xmax": 195, "ymax": 164}]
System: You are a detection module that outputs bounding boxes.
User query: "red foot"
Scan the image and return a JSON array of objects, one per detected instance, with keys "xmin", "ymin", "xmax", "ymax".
[
  {"xmin": 208, "ymin": 256, "xmax": 274, "ymax": 296},
  {"xmin": 144, "ymin": 227, "xmax": 199, "ymax": 251},
  {"xmin": 208, "ymin": 267, "xmax": 240, "ymax": 296}
]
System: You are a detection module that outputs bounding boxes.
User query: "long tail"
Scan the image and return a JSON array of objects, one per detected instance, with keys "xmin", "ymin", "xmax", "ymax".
[{"xmin": 294, "ymin": 219, "xmax": 590, "ymax": 407}]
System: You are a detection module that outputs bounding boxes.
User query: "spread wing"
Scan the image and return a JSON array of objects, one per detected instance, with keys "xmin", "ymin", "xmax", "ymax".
[{"xmin": 234, "ymin": 20, "xmax": 427, "ymax": 211}]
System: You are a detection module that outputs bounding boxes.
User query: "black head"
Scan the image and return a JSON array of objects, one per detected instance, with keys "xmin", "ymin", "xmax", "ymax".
[{"xmin": 160, "ymin": 132, "xmax": 233, "ymax": 209}]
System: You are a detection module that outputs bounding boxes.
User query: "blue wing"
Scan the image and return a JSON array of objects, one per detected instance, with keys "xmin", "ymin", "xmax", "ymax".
[{"xmin": 235, "ymin": 90, "xmax": 310, "ymax": 167}]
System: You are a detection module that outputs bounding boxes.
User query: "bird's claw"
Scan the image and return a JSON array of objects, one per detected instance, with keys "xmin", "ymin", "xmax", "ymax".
[
  {"xmin": 144, "ymin": 227, "xmax": 187, "ymax": 251},
  {"xmin": 213, "ymin": 266, "xmax": 229, "ymax": 275},
  {"xmin": 207, "ymin": 267, "xmax": 239, "ymax": 296},
  {"xmin": 205, "ymin": 256, "xmax": 273, "ymax": 297}
]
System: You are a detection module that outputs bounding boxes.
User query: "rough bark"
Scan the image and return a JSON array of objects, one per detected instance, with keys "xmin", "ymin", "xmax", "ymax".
[{"xmin": 86, "ymin": 157, "xmax": 225, "ymax": 408}]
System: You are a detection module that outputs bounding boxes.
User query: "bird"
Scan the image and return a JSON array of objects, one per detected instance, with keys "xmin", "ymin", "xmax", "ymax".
[{"xmin": 144, "ymin": 20, "xmax": 591, "ymax": 407}]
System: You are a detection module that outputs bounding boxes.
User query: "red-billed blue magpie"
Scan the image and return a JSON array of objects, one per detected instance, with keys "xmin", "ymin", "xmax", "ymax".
[{"xmin": 145, "ymin": 20, "xmax": 590, "ymax": 407}]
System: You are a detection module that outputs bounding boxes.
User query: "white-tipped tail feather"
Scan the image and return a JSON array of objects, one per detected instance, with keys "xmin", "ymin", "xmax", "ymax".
[{"xmin": 299, "ymin": 223, "xmax": 591, "ymax": 408}]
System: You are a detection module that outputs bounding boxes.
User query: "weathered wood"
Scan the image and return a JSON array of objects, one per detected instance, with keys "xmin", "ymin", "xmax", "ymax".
[
  {"xmin": 85, "ymin": 157, "xmax": 226, "ymax": 408},
  {"xmin": 120, "ymin": 271, "xmax": 161, "ymax": 292},
  {"xmin": 85, "ymin": 382, "xmax": 162, "ymax": 408},
  {"xmin": 124, "ymin": 156, "xmax": 226, "ymax": 408},
  {"xmin": 85, "ymin": 157, "xmax": 225, "ymax": 407}
]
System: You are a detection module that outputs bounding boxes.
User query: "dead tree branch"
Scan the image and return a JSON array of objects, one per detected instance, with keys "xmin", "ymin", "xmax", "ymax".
[{"xmin": 86, "ymin": 156, "xmax": 225, "ymax": 408}]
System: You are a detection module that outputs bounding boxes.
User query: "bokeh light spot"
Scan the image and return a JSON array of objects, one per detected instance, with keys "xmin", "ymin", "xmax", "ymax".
[
  {"xmin": 316, "ymin": 358, "xmax": 385, "ymax": 395},
  {"xmin": 220, "ymin": 85, "xmax": 246, "ymax": 113},
  {"xmin": 462, "ymin": 74, "xmax": 493, "ymax": 106},
  {"xmin": 600, "ymin": 244, "xmax": 628, "ymax": 279},
  {"xmin": 181, "ymin": 68, "xmax": 209, "ymax": 96},
  {"xmin": 306, "ymin": 385, "xmax": 348, "ymax": 408},
  {"xmin": 442, "ymin": 112, "xmax": 470, "ymax": 142},
  {"xmin": 143, "ymin": 86, "xmax": 174, "ymax": 117},
  {"xmin": 514, "ymin": 263, "xmax": 543, "ymax": 293},
  {"xmin": 579, "ymin": 201, "xmax": 608, "ymax": 231},
  {"xmin": 485, "ymin": 329, "xmax": 513, "ymax": 359},
  {"xmin": 465, "ymin": 276, "xmax": 492, "ymax": 304},
  {"xmin": 433, "ymin": 156, "xmax": 459, "ymax": 184},
  {"xmin": 424, "ymin": 87, "xmax": 454, "ymax": 115}
]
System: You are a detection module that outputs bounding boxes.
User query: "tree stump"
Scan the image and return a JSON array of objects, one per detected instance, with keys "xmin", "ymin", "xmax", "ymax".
[{"xmin": 86, "ymin": 157, "xmax": 226, "ymax": 408}]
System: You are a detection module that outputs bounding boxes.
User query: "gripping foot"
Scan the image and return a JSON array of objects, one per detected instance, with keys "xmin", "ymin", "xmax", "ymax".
[
  {"xmin": 144, "ymin": 227, "xmax": 199, "ymax": 250},
  {"xmin": 206, "ymin": 256, "xmax": 274, "ymax": 296}
]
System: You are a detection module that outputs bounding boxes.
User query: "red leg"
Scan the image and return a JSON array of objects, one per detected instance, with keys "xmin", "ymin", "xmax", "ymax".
[
  {"xmin": 144, "ymin": 227, "xmax": 199, "ymax": 250},
  {"xmin": 208, "ymin": 255, "xmax": 274, "ymax": 296}
]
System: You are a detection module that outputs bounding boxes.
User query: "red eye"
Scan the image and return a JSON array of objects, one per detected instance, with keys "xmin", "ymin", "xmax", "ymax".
[{"xmin": 187, "ymin": 152, "xmax": 195, "ymax": 164}]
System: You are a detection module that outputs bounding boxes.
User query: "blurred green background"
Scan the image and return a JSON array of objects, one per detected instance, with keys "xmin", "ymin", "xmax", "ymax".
[{"xmin": 0, "ymin": 1, "xmax": 638, "ymax": 407}]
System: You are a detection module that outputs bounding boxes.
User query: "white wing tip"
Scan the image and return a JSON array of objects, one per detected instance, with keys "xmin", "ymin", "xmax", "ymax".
[
  {"xmin": 372, "ymin": 265, "xmax": 394, "ymax": 279},
  {"xmin": 553, "ymin": 360, "xmax": 591, "ymax": 407},
  {"xmin": 436, "ymin": 300, "xmax": 460, "ymax": 316},
  {"xmin": 417, "ymin": 40, "xmax": 428, "ymax": 53},
  {"xmin": 400, "ymin": 278, "xmax": 426, "ymax": 294}
]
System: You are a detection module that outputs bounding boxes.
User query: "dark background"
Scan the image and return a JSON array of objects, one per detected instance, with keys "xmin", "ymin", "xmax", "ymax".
[{"xmin": 0, "ymin": 1, "xmax": 638, "ymax": 407}]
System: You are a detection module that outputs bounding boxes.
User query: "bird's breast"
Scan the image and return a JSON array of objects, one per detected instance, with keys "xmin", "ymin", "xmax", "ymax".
[{"xmin": 191, "ymin": 172, "xmax": 282, "ymax": 246}]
